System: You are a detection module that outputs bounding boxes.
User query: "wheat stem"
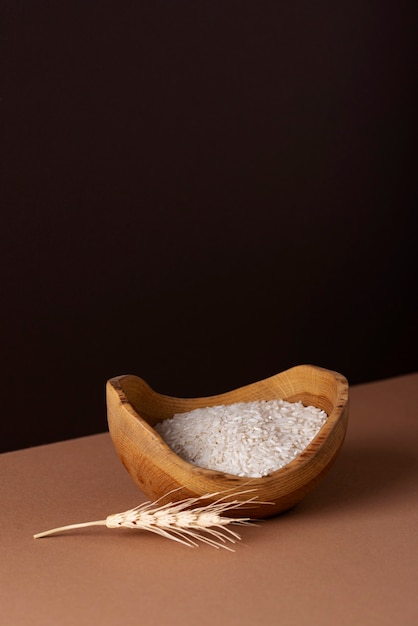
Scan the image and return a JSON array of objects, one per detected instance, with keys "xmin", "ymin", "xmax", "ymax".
[{"xmin": 34, "ymin": 520, "xmax": 107, "ymax": 539}]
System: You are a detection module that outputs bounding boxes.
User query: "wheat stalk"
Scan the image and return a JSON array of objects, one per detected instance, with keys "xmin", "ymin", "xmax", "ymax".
[{"xmin": 33, "ymin": 489, "xmax": 265, "ymax": 550}]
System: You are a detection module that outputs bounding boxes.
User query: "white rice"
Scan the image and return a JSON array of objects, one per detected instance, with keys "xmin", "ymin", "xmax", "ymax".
[{"xmin": 155, "ymin": 399, "xmax": 328, "ymax": 478}]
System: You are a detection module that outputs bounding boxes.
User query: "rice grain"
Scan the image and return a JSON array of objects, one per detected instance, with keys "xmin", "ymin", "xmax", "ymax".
[{"xmin": 155, "ymin": 399, "xmax": 327, "ymax": 478}]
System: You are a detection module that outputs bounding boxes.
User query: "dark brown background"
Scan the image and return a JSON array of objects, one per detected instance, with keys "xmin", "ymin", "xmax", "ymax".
[{"xmin": 1, "ymin": 1, "xmax": 416, "ymax": 452}]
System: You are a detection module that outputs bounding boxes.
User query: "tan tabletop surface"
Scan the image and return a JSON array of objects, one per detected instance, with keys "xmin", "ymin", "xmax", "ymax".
[{"xmin": 1, "ymin": 373, "xmax": 417, "ymax": 626}]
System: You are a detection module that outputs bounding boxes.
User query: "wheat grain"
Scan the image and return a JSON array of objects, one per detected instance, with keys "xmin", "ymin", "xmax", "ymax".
[{"xmin": 33, "ymin": 489, "xmax": 264, "ymax": 550}]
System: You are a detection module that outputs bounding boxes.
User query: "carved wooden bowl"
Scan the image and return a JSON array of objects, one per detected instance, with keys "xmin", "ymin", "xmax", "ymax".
[{"xmin": 106, "ymin": 365, "xmax": 349, "ymax": 519}]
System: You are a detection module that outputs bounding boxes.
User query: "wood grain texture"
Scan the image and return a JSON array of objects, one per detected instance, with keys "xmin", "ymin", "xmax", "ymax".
[{"xmin": 106, "ymin": 365, "xmax": 349, "ymax": 518}]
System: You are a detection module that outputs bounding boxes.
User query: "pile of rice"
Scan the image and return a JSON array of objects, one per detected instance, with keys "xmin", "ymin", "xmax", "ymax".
[{"xmin": 155, "ymin": 399, "xmax": 327, "ymax": 478}]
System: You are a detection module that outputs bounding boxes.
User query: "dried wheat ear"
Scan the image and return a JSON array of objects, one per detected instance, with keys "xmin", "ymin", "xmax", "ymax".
[{"xmin": 34, "ymin": 490, "xmax": 268, "ymax": 551}]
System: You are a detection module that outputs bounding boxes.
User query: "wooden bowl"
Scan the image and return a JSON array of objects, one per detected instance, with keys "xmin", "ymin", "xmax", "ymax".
[{"xmin": 106, "ymin": 365, "xmax": 349, "ymax": 519}]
